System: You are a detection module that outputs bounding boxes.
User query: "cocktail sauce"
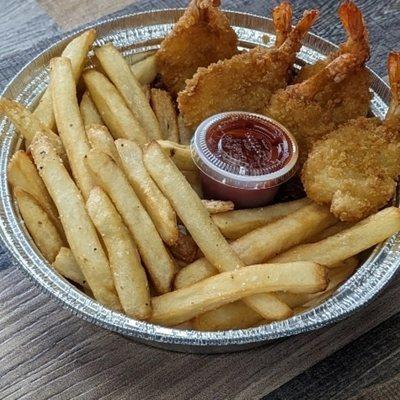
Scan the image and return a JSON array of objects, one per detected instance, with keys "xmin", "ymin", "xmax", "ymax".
[{"xmin": 191, "ymin": 112, "xmax": 298, "ymax": 208}]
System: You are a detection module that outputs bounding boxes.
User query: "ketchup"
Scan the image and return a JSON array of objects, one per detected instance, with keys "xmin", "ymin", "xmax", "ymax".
[
  {"xmin": 206, "ymin": 117, "xmax": 293, "ymax": 176},
  {"xmin": 191, "ymin": 112, "xmax": 298, "ymax": 208}
]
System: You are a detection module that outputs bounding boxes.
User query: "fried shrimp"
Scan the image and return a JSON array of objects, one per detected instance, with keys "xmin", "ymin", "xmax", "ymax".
[
  {"xmin": 295, "ymin": 1, "xmax": 371, "ymax": 118},
  {"xmin": 302, "ymin": 53, "xmax": 400, "ymax": 222},
  {"xmin": 265, "ymin": 53, "xmax": 360, "ymax": 165},
  {"xmin": 178, "ymin": 8, "xmax": 318, "ymax": 130},
  {"xmin": 156, "ymin": 0, "xmax": 238, "ymax": 96},
  {"xmin": 273, "ymin": 1, "xmax": 293, "ymax": 48}
]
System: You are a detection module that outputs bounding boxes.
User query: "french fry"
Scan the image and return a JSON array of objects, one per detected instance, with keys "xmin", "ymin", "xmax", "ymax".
[
  {"xmin": 8, "ymin": 150, "xmax": 63, "ymax": 235},
  {"xmin": 275, "ymin": 256, "xmax": 358, "ymax": 308},
  {"xmin": 115, "ymin": 139, "xmax": 178, "ymax": 245},
  {"xmin": 182, "ymin": 170, "xmax": 202, "ymax": 197},
  {"xmin": 212, "ymin": 198, "xmax": 311, "ymax": 240},
  {"xmin": 86, "ymin": 149, "xmax": 175, "ymax": 293},
  {"xmin": 51, "ymin": 57, "xmax": 94, "ymax": 199},
  {"xmin": 175, "ymin": 202, "xmax": 337, "ymax": 289},
  {"xmin": 129, "ymin": 50, "xmax": 156, "ymax": 65},
  {"xmin": 193, "ymin": 301, "xmax": 262, "ymax": 331},
  {"xmin": 0, "ymin": 98, "xmax": 66, "ymax": 160},
  {"xmin": 130, "ymin": 54, "xmax": 157, "ymax": 85},
  {"xmin": 157, "ymin": 140, "xmax": 196, "ymax": 170},
  {"xmin": 169, "ymin": 225, "xmax": 199, "ymax": 263},
  {"xmin": 178, "ymin": 113, "xmax": 193, "ymax": 145},
  {"xmin": 96, "ymin": 44, "xmax": 162, "ymax": 140},
  {"xmin": 202, "ymin": 199, "xmax": 234, "ymax": 214},
  {"xmin": 80, "ymin": 91, "xmax": 103, "ymax": 126},
  {"xmin": 53, "ymin": 247, "xmax": 88, "ymax": 288},
  {"xmin": 150, "ymin": 262, "xmax": 328, "ymax": 326},
  {"xmin": 83, "ymin": 70, "xmax": 149, "ymax": 145},
  {"xmin": 14, "ymin": 188, "xmax": 64, "ymax": 262},
  {"xmin": 143, "ymin": 141, "xmax": 293, "ymax": 320},
  {"xmin": 31, "ymin": 134, "xmax": 121, "ymax": 310},
  {"xmin": 142, "ymin": 84, "xmax": 151, "ymax": 102},
  {"xmin": 87, "ymin": 187, "xmax": 151, "ymax": 319},
  {"xmin": 272, "ymin": 207, "xmax": 400, "ymax": 266},
  {"xmin": 34, "ymin": 29, "xmax": 96, "ymax": 130},
  {"xmin": 310, "ymin": 221, "xmax": 354, "ymax": 243},
  {"xmin": 86, "ymin": 124, "xmax": 120, "ymax": 164},
  {"xmin": 150, "ymin": 88, "xmax": 179, "ymax": 142}
]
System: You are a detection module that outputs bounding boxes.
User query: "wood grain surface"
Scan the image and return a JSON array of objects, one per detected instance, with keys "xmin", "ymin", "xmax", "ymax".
[
  {"xmin": 1, "ymin": 265, "xmax": 400, "ymax": 400},
  {"xmin": 0, "ymin": 1, "xmax": 400, "ymax": 399}
]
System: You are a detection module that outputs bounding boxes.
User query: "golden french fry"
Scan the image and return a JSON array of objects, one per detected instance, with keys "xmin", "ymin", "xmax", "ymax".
[
  {"xmin": 175, "ymin": 202, "xmax": 337, "ymax": 289},
  {"xmin": 86, "ymin": 124, "xmax": 120, "ymax": 164},
  {"xmin": 150, "ymin": 88, "xmax": 179, "ymax": 142},
  {"xmin": 182, "ymin": 170, "xmax": 203, "ymax": 197},
  {"xmin": 51, "ymin": 57, "xmax": 94, "ymax": 199},
  {"xmin": 53, "ymin": 247, "xmax": 88, "ymax": 288},
  {"xmin": 272, "ymin": 207, "xmax": 400, "ymax": 266},
  {"xmin": 157, "ymin": 140, "xmax": 196, "ymax": 170},
  {"xmin": 34, "ymin": 29, "xmax": 96, "ymax": 130},
  {"xmin": 143, "ymin": 141, "xmax": 292, "ymax": 320},
  {"xmin": 193, "ymin": 301, "xmax": 262, "ymax": 331},
  {"xmin": 178, "ymin": 113, "xmax": 193, "ymax": 145},
  {"xmin": 169, "ymin": 225, "xmax": 199, "ymax": 263},
  {"xmin": 80, "ymin": 91, "xmax": 103, "ymax": 126},
  {"xmin": 8, "ymin": 150, "xmax": 63, "ymax": 235},
  {"xmin": 0, "ymin": 98, "xmax": 66, "ymax": 159},
  {"xmin": 202, "ymin": 199, "xmax": 234, "ymax": 214},
  {"xmin": 212, "ymin": 198, "xmax": 311, "ymax": 240},
  {"xmin": 130, "ymin": 55, "xmax": 157, "ymax": 85},
  {"xmin": 310, "ymin": 221, "xmax": 354, "ymax": 243},
  {"xmin": 142, "ymin": 84, "xmax": 151, "ymax": 102},
  {"xmin": 14, "ymin": 187, "xmax": 64, "ymax": 262},
  {"xmin": 129, "ymin": 50, "xmax": 156, "ymax": 65},
  {"xmin": 87, "ymin": 187, "xmax": 151, "ymax": 319},
  {"xmin": 275, "ymin": 256, "xmax": 358, "ymax": 308},
  {"xmin": 115, "ymin": 139, "xmax": 178, "ymax": 245},
  {"xmin": 96, "ymin": 44, "xmax": 162, "ymax": 140},
  {"xmin": 31, "ymin": 134, "xmax": 121, "ymax": 310},
  {"xmin": 83, "ymin": 70, "xmax": 149, "ymax": 145},
  {"xmin": 86, "ymin": 149, "xmax": 175, "ymax": 294},
  {"xmin": 151, "ymin": 262, "xmax": 328, "ymax": 326}
]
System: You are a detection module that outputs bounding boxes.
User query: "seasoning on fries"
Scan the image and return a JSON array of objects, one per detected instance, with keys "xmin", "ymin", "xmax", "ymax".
[{"xmin": 30, "ymin": 134, "xmax": 121, "ymax": 310}]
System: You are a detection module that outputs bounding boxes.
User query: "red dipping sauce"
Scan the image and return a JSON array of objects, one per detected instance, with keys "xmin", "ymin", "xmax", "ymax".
[{"xmin": 191, "ymin": 112, "xmax": 298, "ymax": 208}]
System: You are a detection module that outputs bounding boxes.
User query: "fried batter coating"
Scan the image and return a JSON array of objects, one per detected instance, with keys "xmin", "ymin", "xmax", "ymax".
[
  {"xmin": 295, "ymin": 1, "xmax": 371, "ymax": 120},
  {"xmin": 156, "ymin": 0, "xmax": 238, "ymax": 96},
  {"xmin": 302, "ymin": 53, "xmax": 400, "ymax": 221},
  {"xmin": 265, "ymin": 53, "xmax": 360, "ymax": 165},
  {"xmin": 178, "ymin": 9, "xmax": 318, "ymax": 130}
]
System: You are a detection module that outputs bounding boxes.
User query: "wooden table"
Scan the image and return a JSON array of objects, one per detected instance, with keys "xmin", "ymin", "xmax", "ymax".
[{"xmin": 1, "ymin": 1, "xmax": 400, "ymax": 399}]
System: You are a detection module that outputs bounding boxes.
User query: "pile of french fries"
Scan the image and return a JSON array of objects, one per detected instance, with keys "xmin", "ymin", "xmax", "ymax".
[{"xmin": 3, "ymin": 29, "xmax": 400, "ymax": 331}]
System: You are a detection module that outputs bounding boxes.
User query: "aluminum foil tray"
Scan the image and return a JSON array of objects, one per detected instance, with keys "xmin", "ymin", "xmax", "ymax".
[{"xmin": 0, "ymin": 9, "xmax": 398, "ymax": 353}]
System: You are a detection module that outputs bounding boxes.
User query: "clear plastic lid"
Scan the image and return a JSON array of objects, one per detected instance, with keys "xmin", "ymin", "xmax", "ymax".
[{"xmin": 191, "ymin": 112, "xmax": 299, "ymax": 190}]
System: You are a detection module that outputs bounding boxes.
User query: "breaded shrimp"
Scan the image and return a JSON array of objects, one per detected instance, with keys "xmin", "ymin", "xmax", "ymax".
[
  {"xmin": 265, "ymin": 53, "xmax": 360, "ymax": 165},
  {"xmin": 156, "ymin": 0, "xmax": 238, "ymax": 96},
  {"xmin": 178, "ymin": 8, "xmax": 318, "ymax": 130},
  {"xmin": 295, "ymin": 1, "xmax": 371, "ymax": 119},
  {"xmin": 302, "ymin": 53, "xmax": 400, "ymax": 222},
  {"xmin": 273, "ymin": 1, "xmax": 293, "ymax": 48}
]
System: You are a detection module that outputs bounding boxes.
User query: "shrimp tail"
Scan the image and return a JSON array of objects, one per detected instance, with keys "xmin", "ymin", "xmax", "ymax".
[
  {"xmin": 273, "ymin": 1, "xmax": 293, "ymax": 48},
  {"xmin": 337, "ymin": 1, "xmax": 370, "ymax": 63},
  {"xmin": 194, "ymin": 0, "xmax": 221, "ymax": 20},
  {"xmin": 292, "ymin": 53, "xmax": 358, "ymax": 99},
  {"xmin": 386, "ymin": 52, "xmax": 400, "ymax": 128},
  {"xmin": 278, "ymin": 9, "xmax": 319, "ymax": 58}
]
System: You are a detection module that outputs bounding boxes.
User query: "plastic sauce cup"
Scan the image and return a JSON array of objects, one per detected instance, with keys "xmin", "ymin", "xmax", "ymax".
[{"xmin": 190, "ymin": 112, "xmax": 299, "ymax": 208}]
